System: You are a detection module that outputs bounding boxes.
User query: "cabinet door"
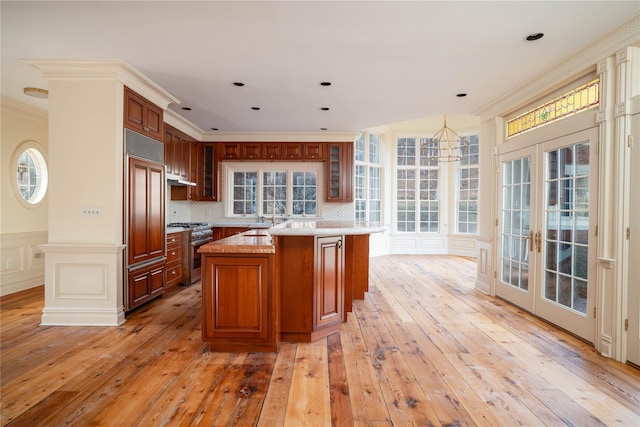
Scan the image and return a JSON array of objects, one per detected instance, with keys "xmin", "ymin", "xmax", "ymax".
[
  {"xmin": 127, "ymin": 261, "xmax": 165, "ymax": 309},
  {"xmin": 220, "ymin": 143, "xmax": 241, "ymax": 159},
  {"xmin": 200, "ymin": 143, "xmax": 218, "ymax": 201},
  {"xmin": 263, "ymin": 143, "xmax": 282, "ymax": 160},
  {"xmin": 325, "ymin": 142, "xmax": 354, "ymax": 202},
  {"xmin": 315, "ymin": 236, "xmax": 344, "ymax": 329},
  {"xmin": 144, "ymin": 103, "xmax": 163, "ymax": 140},
  {"xmin": 189, "ymin": 141, "xmax": 199, "ymax": 200},
  {"xmin": 242, "ymin": 143, "xmax": 262, "ymax": 160},
  {"xmin": 124, "ymin": 87, "xmax": 163, "ymax": 141},
  {"xmin": 282, "ymin": 143, "xmax": 303, "ymax": 160},
  {"xmin": 303, "ymin": 143, "xmax": 324, "ymax": 160},
  {"xmin": 202, "ymin": 256, "xmax": 270, "ymax": 339},
  {"xmin": 128, "ymin": 157, "xmax": 165, "ymax": 266}
]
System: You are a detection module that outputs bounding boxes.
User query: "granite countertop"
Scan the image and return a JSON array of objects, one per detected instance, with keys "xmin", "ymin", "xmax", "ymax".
[
  {"xmin": 198, "ymin": 228, "xmax": 275, "ymax": 254},
  {"xmin": 197, "ymin": 221, "xmax": 385, "ymax": 255}
]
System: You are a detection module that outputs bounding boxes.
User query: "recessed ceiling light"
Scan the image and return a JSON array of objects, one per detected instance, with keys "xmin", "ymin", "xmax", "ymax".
[
  {"xmin": 210, "ymin": 127, "xmax": 219, "ymax": 131},
  {"xmin": 456, "ymin": 93, "xmax": 467, "ymax": 98},
  {"xmin": 182, "ymin": 107, "xmax": 192, "ymax": 111},
  {"xmin": 320, "ymin": 82, "xmax": 332, "ymax": 86},
  {"xmin": 525, "ymin": 33, "xmax": 544, "ymax": 41},
  {"xmin": 23, "ymin": 87, "xmax": 48, "ymax": 99},
  {"xmin": 321, "ymin": 107, "xmax": 330, "ymax": 111},
  {"xmin": 320, "ymin": 127, "xmax": 328, "ymax": 131},
  {"xmin": 233, "ymin": 82, "xmax": 245, "ymax": 87},
  {"xmin": 251, "ymin": 107, "xmax": 261, "ymax": 111}
]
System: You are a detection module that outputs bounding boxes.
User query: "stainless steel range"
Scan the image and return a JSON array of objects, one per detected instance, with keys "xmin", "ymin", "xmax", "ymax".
[{"xmin": 167, "ymin": 222, "xmax": 213, "ymax": 284}]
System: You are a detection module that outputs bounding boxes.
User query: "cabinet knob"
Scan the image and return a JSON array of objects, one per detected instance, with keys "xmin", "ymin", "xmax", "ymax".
[
  {"xmin": 172, "ymin": 270, "xmax": 176, "ymax": 275},
  {"xmin": 171, "ymin": 251, "xmax": 176, "ymax": 256},
  {"xmin": 171, "ymin": 238, "xmax": 176, "ymax": 242}
]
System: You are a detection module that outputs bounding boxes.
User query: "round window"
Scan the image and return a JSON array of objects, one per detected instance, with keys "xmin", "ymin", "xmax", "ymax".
[{"xmin": 13, "ymin": 143, "xmax": 48, "ymax": 205}]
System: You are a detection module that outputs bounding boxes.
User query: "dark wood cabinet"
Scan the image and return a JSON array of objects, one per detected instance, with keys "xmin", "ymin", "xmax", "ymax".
[
  {"xmin": 127, "ymin": 157, "xmax": 165, "ymax": 267},
  {"xmin": 220, "ymin": 143, "xmax": 241, "ymax": 159},
  {"xmin": 171, "ymin": 142, "xmax": 217, "ymax": 202},
  {"xmin": 219, "ymin": 142, "xmax": 327, "ymax": 161},
  {"xmin": 277, "ymin": 235, "xmax": 345, "ymax": 342},
  {"xmin": 314, "ymin": 236, "xmax": 344, "ymax": 329},
  {"xmin": 164, "ymin": 124, "xmax": 191, "ymax": 181},
  {"xmin": 128, "ymin": 260, "xmax": 165, "ymax": 310},
  {"xmin": 201, "ymin": 254, "xmax": 278, "ymax": 352},
  {"xmin": 165, "ymin": 231, "xmax": 185, "ymax": 289},
  {"xmin": 124, "ymin": 87, "xmax": 163, "ymax": 141},
  {"xmin": 325, "ymin": 142, "xmax": 354, "ymax": 202},
  {"xmin": 303, "ymin": 143, "xmax": 324, "ymax": 160},
  {"xmin": 199, "ymin": 143, "xmax": 218, "ymax": 201}
]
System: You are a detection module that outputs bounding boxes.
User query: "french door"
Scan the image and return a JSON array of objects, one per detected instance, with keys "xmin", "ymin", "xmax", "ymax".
[{"xmin": 497, "ymin": 128, "xmax": 598, "ymax": 342}]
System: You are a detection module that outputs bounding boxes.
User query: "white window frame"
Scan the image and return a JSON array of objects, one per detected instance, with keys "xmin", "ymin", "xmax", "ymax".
[
  {"xmin": 224, "ymin": 162, "xmax": 323, "ymax": 219},
  {"xmin": 456, "ymin": 134, "xmax": 479, "ymax": 234},
  {"xmin": 395, "ymin": 136, "xmax": 440, "ymax": 233},
  {"xmin": 354, "ymin": 132, "xmax": 383, "ymax": 223},
  {"xmin": 11, "ymin": 141, "xmax": 48, "ymax": 208}
]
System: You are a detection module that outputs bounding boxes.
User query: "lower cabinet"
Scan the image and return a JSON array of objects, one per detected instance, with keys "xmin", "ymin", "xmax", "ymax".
[
  {"xmin": 127, "ymin": 261, "xmax": 164, "ymax": 310},
  {"xmin": 277, "ymin": 235, "xmax": 345, "ymax": 342},
  {"xmin": 201, "ymin": 253, "xmax": 278, "ymax": 352},
  {"xmin": 165, "ymin": 231, "xmax": 185, "ymax": 289}
]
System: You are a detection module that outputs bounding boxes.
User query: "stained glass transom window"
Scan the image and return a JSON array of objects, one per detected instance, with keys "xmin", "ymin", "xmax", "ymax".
[{"xmin": 507, "ymin": 78, "xmax": 599, "ymax": 138}]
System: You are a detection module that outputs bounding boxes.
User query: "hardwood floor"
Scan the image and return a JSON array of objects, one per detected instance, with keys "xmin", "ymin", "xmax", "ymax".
[{"xmin": 2, "ymin": 255, "xmax": 639, "ymax": 426}]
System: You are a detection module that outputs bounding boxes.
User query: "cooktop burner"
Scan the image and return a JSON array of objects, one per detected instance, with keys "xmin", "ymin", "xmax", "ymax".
[{"xmin": 167, "ymin": 222, "xmax": 209, "ymax": 228}]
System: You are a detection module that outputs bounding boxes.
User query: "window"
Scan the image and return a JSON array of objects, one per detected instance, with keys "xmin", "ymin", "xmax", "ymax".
[
  {"xmin": 396, "ymin": 137, "xmax": 439, "ymax": 232},
  {"xmin": 227, "ymin": 164, "xmax": 321, "ymax": 218},
  {"xmin": 507, "ymin": 78, "xmax": 599, "ymax": 138},
  {"xmin": 13, "ymin": 143, "xmax": 48, "ymax": 206},
  {"xmin": 457, "ymin": 134, "xmax": 479, "ymax": 234},
  {"xmin": 354, "ymin": 132, "xmax": 382, "ymax": 223}
]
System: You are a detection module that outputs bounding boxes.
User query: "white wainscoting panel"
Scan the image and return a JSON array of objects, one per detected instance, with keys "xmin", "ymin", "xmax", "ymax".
[
  {"xmin": 475, "ymin": 237, "xmax": 492, "ymax": 295},
  {"xmin": 55, "ymin": 263, "xmax": 108, "ymax": 299},
  {"xmin": 0, "ymin": 231, "xmax": 47, "ymax": 296},
  {"xmin": 40, "ymin": 243, "xmax": 126, "ymax": 326}
]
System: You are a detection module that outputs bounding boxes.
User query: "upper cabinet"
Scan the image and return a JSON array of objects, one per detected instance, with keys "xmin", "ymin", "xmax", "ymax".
[
  {"xmin": 325, "ymin": 142, "xmax": 353, "ymax": 202},
  {"xmin": 124, "ymin": 87, "xmax": 163, "ymax": 141},
  {"xmin": 164, "ymin": 123, "xmax": 191, "ymax": 181},
  {"xmin": 219, "ymin": 142, "xmax": 326, "ymax": 161}
]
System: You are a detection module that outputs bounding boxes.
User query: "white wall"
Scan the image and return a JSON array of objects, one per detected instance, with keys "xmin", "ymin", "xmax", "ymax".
[{"xmin": 0, "ymin": 97, "xmax": 49, "ymax": 295}]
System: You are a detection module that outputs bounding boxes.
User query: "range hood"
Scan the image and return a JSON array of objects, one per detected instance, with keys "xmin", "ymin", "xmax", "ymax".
[{"xmin": 166, "ymin": 173, "xmax": 196, "ymax": 187}]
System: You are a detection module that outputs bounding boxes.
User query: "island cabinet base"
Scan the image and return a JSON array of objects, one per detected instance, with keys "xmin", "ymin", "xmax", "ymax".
[
  {"xmin": 276, "ymin": 235, "xmax": 345, "ymax": 342},
  {"xmin": 201, "ymin": 253, "xmax": 279, "ymax": 352}
]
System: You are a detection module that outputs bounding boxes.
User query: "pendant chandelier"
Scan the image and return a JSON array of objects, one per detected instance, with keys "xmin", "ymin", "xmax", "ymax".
[{"xmin": 424, "ymin": 115, "xmax": 468, "ymax": 162}]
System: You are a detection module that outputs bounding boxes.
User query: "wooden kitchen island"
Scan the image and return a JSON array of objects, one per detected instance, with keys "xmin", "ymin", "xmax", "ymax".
[{"xmin": 198, "ymin": 221, "xmax": 385, "ymax": 352}]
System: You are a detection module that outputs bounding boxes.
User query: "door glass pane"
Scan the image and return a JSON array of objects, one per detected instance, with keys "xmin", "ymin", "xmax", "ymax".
[
  {"xmin": 501, "ymin": 157, "xmax": 531, "ymax": 290},
  {"xmin": 544, "ymin": 142, "xmax": 589, "ymax": 314}
]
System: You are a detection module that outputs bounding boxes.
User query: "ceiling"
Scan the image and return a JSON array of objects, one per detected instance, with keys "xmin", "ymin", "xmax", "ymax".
[{"xmin": 2, "ymin": 1, "xmax": 639, "ymax": 135}]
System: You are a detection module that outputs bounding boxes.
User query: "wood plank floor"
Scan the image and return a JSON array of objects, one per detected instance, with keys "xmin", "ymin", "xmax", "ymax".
[{"xmin": 2, "ymin": 255, "xmax": 639, "ymax": 426}]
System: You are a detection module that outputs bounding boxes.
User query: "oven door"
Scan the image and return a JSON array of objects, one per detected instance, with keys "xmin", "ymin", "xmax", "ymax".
[{"xmin": 190, "ymin": 238, "xmax": 213, "ymax": 283}]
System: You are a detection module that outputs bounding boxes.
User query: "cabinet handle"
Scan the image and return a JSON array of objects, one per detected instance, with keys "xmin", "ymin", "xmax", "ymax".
[{"xmin": 337, "ymin": 239, "xmax": 343, "ymax": 249}]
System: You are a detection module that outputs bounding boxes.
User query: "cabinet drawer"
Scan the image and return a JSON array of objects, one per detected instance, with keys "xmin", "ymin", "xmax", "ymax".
[
  {"xmin": 165, "ymin": 264, "xmax": 184, "ymax": 287},
  {"xmin": 166, "ymin": 245, "xmax": 183, "ymax": 263},
  {"xmin": 167, "ymin": 232, "xmax": 183, "ymax": 246}
]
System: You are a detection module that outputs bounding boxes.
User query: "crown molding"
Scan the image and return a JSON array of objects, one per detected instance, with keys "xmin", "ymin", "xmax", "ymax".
[
  {"xmin": 24, "ymin": 59, "xmax": 179, "ymax": 109},
  {"xmin": 201, "ymin": 131, "xmax": 359, "ymax": 143},
  {"xmin": 1, "ymin": 96, "xmax": 48, "ymax": 123}
]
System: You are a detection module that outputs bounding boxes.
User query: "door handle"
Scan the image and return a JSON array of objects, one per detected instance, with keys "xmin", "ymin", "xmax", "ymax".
[{"xmin": 529, "ymin": 230, "xmax": 534, "ymax": 252}]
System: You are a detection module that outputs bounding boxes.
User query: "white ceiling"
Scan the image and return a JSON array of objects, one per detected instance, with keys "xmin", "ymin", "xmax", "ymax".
[{"xmin": 2, "ymin": 1, "xmax": 639, "ymax": 135}]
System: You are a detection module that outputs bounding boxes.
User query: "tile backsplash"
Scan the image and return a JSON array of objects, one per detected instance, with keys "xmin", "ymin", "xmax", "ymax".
[{"xmin": 168, "ymin": 200, "xmax": 354, "ymax": 224}]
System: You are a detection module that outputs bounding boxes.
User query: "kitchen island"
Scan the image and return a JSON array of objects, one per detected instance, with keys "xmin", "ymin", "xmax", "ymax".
[{"xmin": 198, "ymin": 221, "xmax": 384, "ymax": 352}]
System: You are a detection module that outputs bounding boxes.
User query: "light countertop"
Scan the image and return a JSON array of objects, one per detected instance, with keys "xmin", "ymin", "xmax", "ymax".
[{"xmin": 268, "ymin": 220, "xmax": 386, "ymax": 236}]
